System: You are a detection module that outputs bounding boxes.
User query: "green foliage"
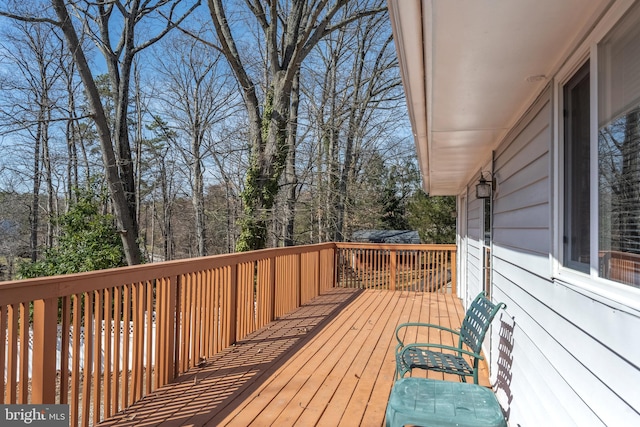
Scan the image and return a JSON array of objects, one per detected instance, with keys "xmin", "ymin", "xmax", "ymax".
[
  {"xmin": 380, "ymin": 164, "xmax": 412, "ymax": 230},
  {"xmin": 407, "ymin": 192, "xmax": 456, "ymax": 244},
  {"xmin": 18, "ymin": 184, "xmax": 126, "ymax": 278},
  {"xmin": 236, "ymin": 159, "xmax": 269, "ymax": 252}
]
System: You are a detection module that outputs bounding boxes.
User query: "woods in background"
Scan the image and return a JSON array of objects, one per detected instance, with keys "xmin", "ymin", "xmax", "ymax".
[{"xmin": 0, "ymin": 1, "xmax": 455, "ymax": 280}]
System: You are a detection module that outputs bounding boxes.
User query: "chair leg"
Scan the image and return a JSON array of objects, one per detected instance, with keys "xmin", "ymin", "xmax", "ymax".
[{"xmin": 385, "ymin": 406, "xmax": 394, "ymax": 427}]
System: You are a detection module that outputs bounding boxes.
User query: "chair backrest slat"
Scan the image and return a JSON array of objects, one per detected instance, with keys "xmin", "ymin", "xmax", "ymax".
[{"xmin": 459, "ymin": 293, "xmax": 506, "ymax": 354}]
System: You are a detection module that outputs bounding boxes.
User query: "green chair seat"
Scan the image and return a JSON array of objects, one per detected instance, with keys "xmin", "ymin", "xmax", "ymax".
[
  {"xmin": 385, "ymin": 377, "xmax": 506, "ymax": 427},
  {"xmin": 403, "ymin": 347, "xmax": 474, "ymax": 377}
]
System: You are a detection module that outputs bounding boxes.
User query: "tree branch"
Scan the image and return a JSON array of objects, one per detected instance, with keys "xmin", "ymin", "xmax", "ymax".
[
  {"xmin": 207, "ymin": 0, "xmax": 262, "ymax": 136},
  {"xmin": 134, "ymin": 0, "xmax": 202, "ymax": 54},
  {"xmin": 173, "ymin": 25, "xmax": 225, "ymax": 54},
  {"xmin": 244, "ymin": 0, "xmax": 268, "ymax": 30},
  {"xmin": 0, "ymin": 10, "xmax": 60, "ymax": 26}
]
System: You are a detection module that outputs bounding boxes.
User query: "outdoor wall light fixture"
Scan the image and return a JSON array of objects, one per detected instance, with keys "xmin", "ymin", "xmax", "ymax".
[{"xmin": 476, "ymin": 172, "xmax": 493, "ymax": 199}]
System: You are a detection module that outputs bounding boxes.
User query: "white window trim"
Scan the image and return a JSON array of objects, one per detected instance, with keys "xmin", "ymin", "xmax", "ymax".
[{"xmin": 552, "ymin": 0, "xmax": 640, "ymax": 311}]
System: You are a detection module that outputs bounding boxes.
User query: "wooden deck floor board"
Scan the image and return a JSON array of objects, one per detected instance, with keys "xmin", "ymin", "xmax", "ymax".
[
  {"xmin": 98, "ymin": 289, "xmax": 489, "ymax": 427},
  {"xmin": 299, "ymin": 290, "xmax": 401, "ymax": 427},
  {"xmin": 338, "ymin": 291, "xmax": 409, "ymax": 422},
  {"xmin": 334, "ymin": 291, "xmax": 411, "ymax": 427},
  {"xmin": 267, "ymin": 295, "xmax": 385, "ymax": 426},
  {"xmin": 232, "ymin": 289, "xmax": 388, "ymax": 426}
]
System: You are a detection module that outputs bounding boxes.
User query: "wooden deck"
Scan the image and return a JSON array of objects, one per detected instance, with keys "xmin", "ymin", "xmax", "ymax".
[{"xmin": 98, "ymin": 288, "xmax": 489, "ymax": 427}]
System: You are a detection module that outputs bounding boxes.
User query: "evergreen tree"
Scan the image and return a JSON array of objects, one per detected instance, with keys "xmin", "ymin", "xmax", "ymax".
[
  {"xmin": 407, "ymin": 192, "xmax": 456, "ymax": 244},
  {"xmin": 18, "ymin": 182, "xmax": 126, "ymax": 278}
]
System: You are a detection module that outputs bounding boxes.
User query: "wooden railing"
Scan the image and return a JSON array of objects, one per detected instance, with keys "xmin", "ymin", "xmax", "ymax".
[
  {"xmin": 599, "ymin": 250, "xmax": 640, "ymax": 287},
  {"xmin": 0, "ymin": 242, "xmax": 454, "ymax": 426},
  {"xmin": 336, "ymin": 243, "xmax": 456, "ymax": 294}
]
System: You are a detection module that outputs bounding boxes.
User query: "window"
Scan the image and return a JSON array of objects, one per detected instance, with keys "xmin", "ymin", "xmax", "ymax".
[
  {"xmin": 483, "ymin": 197, "xmax": 491, "ymax": 296},
  {"xmin": 563, "ymin": 62, "xmax": 591, "ymax": 273},
  {"xmin": 562, "ymin": 3, "xmax": 640, "ymax": 288},
  {"xmin": 597, "ymin": 3, "xmax": 640, "ymax": 287}
]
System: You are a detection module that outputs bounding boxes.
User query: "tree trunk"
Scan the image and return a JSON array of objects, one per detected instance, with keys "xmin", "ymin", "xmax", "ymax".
[
  {"xmin": 41, "ymin": 104, "xmax": 55, "ymax": 249},
  {"xmin": 192, "ymin": 135, "xmax": 207, "ymax": 257},
  {"xmin": 30, "ymin": 120, "xmax": 41, "ymax": 262},
  {"xmin": 236, "ymin": 75, "xmax": 292, "ymax": 251},
  {"xmin": 52, "ymin": 0, "xmax": 141, "ymax": 265},
  {"xmin": 134, "ymin": 65, "xmax": 144, "ymax": 237},
  {"xmin": 282, "ymin": 72, "xmax": 300, "ymax": 246}
]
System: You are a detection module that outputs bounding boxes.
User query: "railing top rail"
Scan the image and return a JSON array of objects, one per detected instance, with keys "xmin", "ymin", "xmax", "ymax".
[
  {"xmin": 0, "ymin": 242, "xmax": 336, "ymax": 306},
  {"xmin": 0, "ymin": 242, "xmax": 457, "ymax": 305},
  {"xmin": 335, "ymin": 242, "xmax": 456, "ymax": 251}
]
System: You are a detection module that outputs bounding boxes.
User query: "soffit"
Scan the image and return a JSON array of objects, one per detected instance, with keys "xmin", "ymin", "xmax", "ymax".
[{"xmin": 389, "ymin": 0, "xmax": 611, "ymax": 195}]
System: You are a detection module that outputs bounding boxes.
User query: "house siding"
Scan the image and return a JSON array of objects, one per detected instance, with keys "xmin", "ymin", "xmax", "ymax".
[
  {"xmin": 465, "ymin": 194, "xmax": 483, "ymax": 303},
  {"xmin": 462, "ymin": 86, "xmax": 640, "ymax": 425}
]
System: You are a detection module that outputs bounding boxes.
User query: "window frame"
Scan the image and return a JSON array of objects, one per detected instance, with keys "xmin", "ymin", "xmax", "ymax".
[
  {"xmin": 562, "ymin": 60, "xmax": 591, "ymax": 274},
  {"xmin": 553, "ymin": 0, "xmax": 640, "ymax": 306}
]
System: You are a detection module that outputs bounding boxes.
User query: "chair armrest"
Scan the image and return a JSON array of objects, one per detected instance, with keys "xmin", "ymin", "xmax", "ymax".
[
  {"xmin": 399, "ymin": 342, "xmax": 484, "ymax": 361},
  {"xmin": 395, "ymin": 322, "xmax": 461, "ymax": 348}
]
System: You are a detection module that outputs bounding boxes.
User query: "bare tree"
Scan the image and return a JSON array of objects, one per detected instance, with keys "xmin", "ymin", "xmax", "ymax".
[
  {"xmin": 302, "ymin": 3, "xmax": 403, "ymax": 242},
  {"xmin": 145, "ymin": 117, "xmax": 180, "ymax": 261},
  {"xmin": 1, "ymin": 0, "xmax": 201, "ymax": 265},
  {"xmin": 207, "ymin": 0, "xmax": 385, "ymax": 251},
  {"xmin": 0, "ymin": 14, "xmax": 66, "ymax": 259},
  {"xmin": 153, "ymin": 30, "xmax": 240, "ymax": 257}
]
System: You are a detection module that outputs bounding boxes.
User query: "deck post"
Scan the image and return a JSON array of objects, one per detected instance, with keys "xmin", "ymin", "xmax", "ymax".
[
  {"xmin": 270, "ymin": 255, "xmax": 276, "ymax": 322},
  {"xmin": 297, "ymin": 252, "xmax": 302, "ymax": 308},
  {"xmin": 333, "ymin": 244, "xmax": 339, "ymax": 288},
  {"xmin": 316, "ymin": 249, "xmax": 321, "ymax": 297},
  {"xmin": 390, "ymin": 249, "xmax": 397, "ymax": 291},
  {"xmin": 31, "ymin": 297, "xmax": 57, "ymax": 403}
]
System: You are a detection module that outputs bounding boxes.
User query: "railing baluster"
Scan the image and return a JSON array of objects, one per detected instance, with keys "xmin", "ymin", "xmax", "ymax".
[
  {"xmin": 168, "ymin": 274, "xmax": 178, "ymax": 383},
  {"xmin": 186, "ymin": 274, "xmax": 195, "ymax": 370},
  {"xmin": 60, "ymin": 296, "xmax": 71, "ymax": 405},
  {"xmin": 121, "ymin": 285, "xmax": 130, "ymax": 409},
  {"xmin": 228, "ymin": 263, "xmax": 237, "ymax": 346},
  {"xmin": 92, "ymin": 289, "xmax": 103, "ymax": 425},
  {"xmin": 7, "ymin": 304, "xmax": 17, "ymax": 404},
  {"xmin": 103, "ymin": 287, "xmax": 112, "ymax": 418},
  {"xmin": 183, "ymin": 274, "xmax": 192, "ymax": 371},
  {"xmin": 112, "ymin": 286, "xmax": 121, "ymax": 415},
  {"xmin": 213, "ymin": 269, "xmax": 222, "ymax": 354},
  {"xmin": 178, "ymin": 275, "xmax": 186, "ymax": 374},
  {"xmin": 194, "ymin": 272, "xmax": 202, "ymax": 365},
  {"xmin": 0, "ymin": 305, "xmax": 6, "ymax": 403},
  {"xmin": 18, "ymin": 302, "xmax": 28, "ymax": 404},
  {"xmin": 71, "ymin": 295, "xmax": 81, "ymax": 426},
  {"xmin": 145, "ymin": 280, "xmax": 153, "ymax": 395},
  {"xmin": 82, "ymin": 291, "xmax": 93, "ymax": 427},
  {"xmin": 203, "ymin": 269, "xmax": 212, "ymax": 358},
  {"xmin": 156, "ymin": 278, "xmax": 166, "ymax": 387},
  {"xmin": 134, "ymin": 283, "xmax": 145, "ymax": 402}
]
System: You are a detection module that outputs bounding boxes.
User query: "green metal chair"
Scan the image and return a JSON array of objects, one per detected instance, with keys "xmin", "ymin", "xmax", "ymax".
[{"xmin": 395, "ymin": 292, "xmax": 506, "ymax": 383}]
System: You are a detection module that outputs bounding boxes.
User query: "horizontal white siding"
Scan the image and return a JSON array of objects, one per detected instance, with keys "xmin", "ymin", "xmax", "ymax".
[
  {"xmin": 493, "ymin": 261, "xmax": 640, "ymax": 426},
  {"xmin": 466, "ymin": 195, "xmax": 483, "ymax": 300},
  {"xmin": 461, "ymin": 86, "xmax": 640, "ymax": 425}
]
